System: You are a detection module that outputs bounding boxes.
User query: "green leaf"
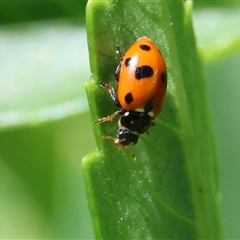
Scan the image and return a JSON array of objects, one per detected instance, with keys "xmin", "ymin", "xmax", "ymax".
[
  {"xmin": 0, "ymin": 1, "xmax": 87, "ymax": 24},
  {"xmin": 193, "ymin": 7, "xmax": 240, "ymax": 63},
  {"xmin": 0, "ymin": 21, "xmax": 90, "ymax": 130},
  {"xmin": 83, "ymin": 0, "xmax": 224, "ymax": 239}
]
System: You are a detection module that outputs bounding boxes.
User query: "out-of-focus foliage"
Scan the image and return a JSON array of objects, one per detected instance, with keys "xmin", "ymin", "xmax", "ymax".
[
  {"xmin": 0, "ymin": 1, "xmax": 87, "ymax": 24},
  {"xmin": 0, "ymin": 1, "xmax": 95, "ymax": 239}
]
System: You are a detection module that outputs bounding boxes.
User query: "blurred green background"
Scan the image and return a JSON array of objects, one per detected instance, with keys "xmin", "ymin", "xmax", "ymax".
[{"xmin": 0, "ymin": 1, "xmax": 239, "ymax": 238}]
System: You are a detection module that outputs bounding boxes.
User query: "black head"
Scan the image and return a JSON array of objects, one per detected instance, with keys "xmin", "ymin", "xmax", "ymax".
[
  {"xmin": 113, "ymin": 111, "xmax": 154, "ymax": 148},
  {"xmin": 115, "ymin": 128, "xmax": 139, "ymax": 147},
  {"xmin": 119, "ymin": 111, "xmax": 153, "ymax": 134}
]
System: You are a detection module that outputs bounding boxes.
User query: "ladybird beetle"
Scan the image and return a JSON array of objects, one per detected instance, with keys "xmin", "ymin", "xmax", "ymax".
[{"xmin": 96, "ymin": 36, "xmax": 167, "ymax": 149}]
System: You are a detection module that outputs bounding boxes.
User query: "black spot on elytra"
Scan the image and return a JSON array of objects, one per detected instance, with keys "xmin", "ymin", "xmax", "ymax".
[
  {"xmin": 161, "ymin": 71, "xmax": 167, "ymax": 86},
  {"xmin": 125, "ymin": 92, "xmax": 134, "ymax": 104},
  {"xmin": 135, "ymin": 66, "xmax": 154, "ymax": 80},
  {"xmin": 125, "ymin": 57, "xmax": 131, "ymax": 67},
  {"xmin": 144, "ymin": 99, "xmax": 154, "ymax": 113},
  {"xmin": 139, "ymin": 44, "xmax": 151, "ymax": 51}
]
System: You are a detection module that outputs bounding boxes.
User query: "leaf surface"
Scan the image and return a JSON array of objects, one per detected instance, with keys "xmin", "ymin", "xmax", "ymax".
[{"xmin": 83, "ymin": 0, "xmax": 224, "ymax": 239}]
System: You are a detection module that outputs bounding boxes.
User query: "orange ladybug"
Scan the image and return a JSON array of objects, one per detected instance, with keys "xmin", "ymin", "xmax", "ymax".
[{"xmin": 97, "ymin": 36, "xmax": 167, "ymax": 149}]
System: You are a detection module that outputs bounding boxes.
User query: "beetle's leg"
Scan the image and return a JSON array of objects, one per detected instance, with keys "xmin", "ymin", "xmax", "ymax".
[
  {"xmin": 96, "ymin": 109, "xmax": 123, "ymax": 123},
  {"xmin": 115, "ymin": 45, "xmax": 122, "ymax": 82},
  {"xmin": 102, "ymin": 135, "xmax": 128, "ymax": 150},
  {"xmin": 100, "ymin": 82, "xmax": 121, "ymax": 107},
  {"xmin": 115, "ymin": 45, "xmax": 122, "ymax": 59},
  {"xmin": 115, "ymin": 64, "xmax": 121, "ymax": 82}
]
